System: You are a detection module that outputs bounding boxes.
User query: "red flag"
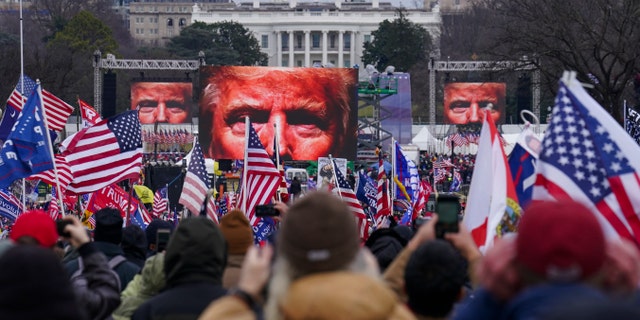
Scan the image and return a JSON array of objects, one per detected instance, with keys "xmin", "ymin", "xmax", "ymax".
[
  {"xmin": 78, "ymin": 98, "xmax": 102, "ymax": 127},
  {"xmin": 239, "ymin": 120, "xmax": 280, "ymax": 226},
  {"xmin": 62, "ymin": 110, "xmax": 143, "ymax": 194},
  {"xmin": 332, "ymin": 159, "xmax": 370, "ymax": 241},
  {"xmin": 412, "ymin": 181, "xmax": 432, "ymax": 220}
]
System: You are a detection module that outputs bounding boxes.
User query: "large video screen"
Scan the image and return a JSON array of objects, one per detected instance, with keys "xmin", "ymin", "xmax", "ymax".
[
  {"xmin": 443, "ymin": 82, "xmax": 506, "ymax": 125},
  {"xmin": 130, "ymin": 81, "xmax": 193, "ymax": 124},
  {"xmin": 199, "ymin": 66, "xmax": 359, "ymax": 161}
]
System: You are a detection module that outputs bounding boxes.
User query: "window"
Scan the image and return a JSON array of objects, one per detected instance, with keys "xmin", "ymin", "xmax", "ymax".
[
  {"xmin": 167, "ymin": 18, "xmax": 173, "ymax": 27},
  {"xmin": 297, "ymin": 60, "xmax": 303, "ymax": 67},
  {"xmin": 179, "ymin": 18, "xmax": 186, "ymax": 27},
  {"xmin": 312, "ymin": 33, "xmax": 320, "ymax": 48},
  {"xmin": 344, "ymin": 34, "xmax": 351, "ymax": 50},
  {"xmin": 282, "ymin": 58, "xmax": 289, "ymax": 67},
  {"xmin": 330, "ymin": 34, "xmax": 336, "ymax": 48},
  {"xmin": 282, "ymin": 33, "xmax": 289, "ymax": 50},
  {"xmin": 296, "ymin": 34, "xmax": 303, "ymax": 49},
  {"xmin": 261, "ymin": 35, "xmax": 269, "ymax": 48},
  {"xmin": 344, "ymin": 59, "xmax": 350, "ymax": 68},
  {"xmin": 364, "ymin": 34, "xmax": 371, "ymax": 43}
]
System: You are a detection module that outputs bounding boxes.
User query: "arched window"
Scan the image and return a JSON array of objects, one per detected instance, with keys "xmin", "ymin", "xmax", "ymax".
[
  {"xmin": 179, "ymin": 18, "xmax": 186, "ymax": 27},
  {"xmin": 167, "ymin": 18, "xmax": 173, "ymax": 27}
]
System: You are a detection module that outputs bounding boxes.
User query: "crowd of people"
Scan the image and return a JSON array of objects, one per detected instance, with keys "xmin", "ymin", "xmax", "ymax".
[{"xmin": 1, "ymin": 190, "xmax": 639, "ymax": 320}]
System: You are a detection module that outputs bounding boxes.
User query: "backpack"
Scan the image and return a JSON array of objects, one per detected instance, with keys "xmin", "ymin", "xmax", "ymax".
[{"xmin": 70, "ymin": 255, "xmax": 127, "ymax": 291}]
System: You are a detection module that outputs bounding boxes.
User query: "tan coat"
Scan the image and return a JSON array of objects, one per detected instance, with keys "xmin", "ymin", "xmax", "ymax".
[{"xmin": 222, "ymin": 254, "xmax": 245, "ymax": 289}]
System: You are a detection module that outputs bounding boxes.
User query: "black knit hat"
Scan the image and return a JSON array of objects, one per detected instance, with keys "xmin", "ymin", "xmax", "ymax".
[
  {"xmin": 278, "ymin": 191, "xmax": 360, "ymax": 275},
  {"xmin": 93, "ymin": 207, "xmax": 124, "ymax": 244}
]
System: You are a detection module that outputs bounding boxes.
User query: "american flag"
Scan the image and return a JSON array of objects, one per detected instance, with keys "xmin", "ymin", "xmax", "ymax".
[
  {"xmin": 29, "ymin": 154, "xmax": 73, "ymax": 193},
  {"xmin": 63, "ymin": 110, "xmax": 143, "ymax": 194},
  {"xmin": 48, "ymin": 188, "xmax": 60, "ymax": 220},
  {"xmin": 152, "ymin": 186, "xmax": 168, "ymax": 217},
  {"xmin": 433, "ymin": 159, "xmax": 455, "ymax": 169},
  {"xmin": 375, "ymin": 150, "xmax": 390, "ymax": 226},
  {"xmin": 206, "ymin": 194, "xmax": 219, "ymax": 224},
  {"xmin": 332, "ymin": 159, "xmax": 370, "ymax": 241},
  {"xmin": 533, "ymin": 75, "xmax": 640, "ymax": 246},
  {"xmin": 6, "ymin": 75, "xmax": 74, "ymax": 132},
  {"xmin": 239, "ymin": 120, "xmax": 280, "ymax": 226},
  {"xmin": 178, "ymin": 139, "xmax": 210, "ymax": 215}
]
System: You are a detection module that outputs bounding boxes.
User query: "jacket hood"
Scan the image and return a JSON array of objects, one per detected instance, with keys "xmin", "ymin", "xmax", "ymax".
[{"xmin": 164, "ymin": 217, "xmax": 227, "ymax": 287}]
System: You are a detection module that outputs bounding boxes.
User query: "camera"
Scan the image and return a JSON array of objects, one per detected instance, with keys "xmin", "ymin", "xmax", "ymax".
[
  {"xmin": 255, "ymin": 204, "xmax": 280, "ymax": 217},
  {"xmin": 56, "ymin": 219, "xmax": 73, "ymax": 238},
  {"xmin": 434, "ymin": 193, "xmax": 461, "ymax": 238},
  {"xmin": 155, "ymin": 228, "xmax": 171, "ymax": 253}
]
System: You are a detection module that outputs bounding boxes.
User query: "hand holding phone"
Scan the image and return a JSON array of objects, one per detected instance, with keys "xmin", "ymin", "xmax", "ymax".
[
  {"xmin": 56, "ymin": 219, "xmax": 73, "ymax": 238},
  {"xmin": 255, "ymin": 204, "xmax": 280, "ymax": 217}
]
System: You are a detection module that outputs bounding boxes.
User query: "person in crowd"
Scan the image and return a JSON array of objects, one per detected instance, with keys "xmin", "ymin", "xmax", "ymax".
[
  {"xmin": 132, "ymin": 216, "xmax": 227, "ymax": 319},
  {"xmin": 219, "ymin": 209, "xmax": 254, "ymax": 289},
  {"xmin": 65, "ymin": 208, "xmax": 141, "ymax": 291},
  {"xmin": 288, "ymin": 176, "xmax": 302, "ymax": 202},
  {"xmin": 2, "ymin": 211, "xmax": 121, "ymax": 320},
  {"xmin": 122, "ymin": 225, "xmax": 148, "ymax": 269},
  {"xmin": 365, "ymin": 225, "xmax": 414, "ymax": 272},
  {"xmin": 199, "ymin": 66, "xmax": 358, "ymax": 161},
  {"xmin": 199, "ymin": 191, "xmax": 414, "ymax": 320},
  {"xmin": 453, "ymin": 199, "xmax": 640, "ymax": 319},
  {"xmin": 443, "ymin": 82, "xmax": 505, "ymax": 124},
  {"xmin": 131, "ymin": 82, "xmax": 192, "ymax": 124},
  {"xmin": 145, "ymin": 219, "xmax": 175, "ymax": 257},
  {"xmin": 113, "ymin": 253, "xmax": 166, "ymax": 320}
]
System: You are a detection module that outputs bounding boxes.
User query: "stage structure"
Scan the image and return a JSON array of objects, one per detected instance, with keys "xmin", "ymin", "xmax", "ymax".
[
  {"xmin": 427, "ymin": 59, "xmax": 540, "ymax": 128},
  {"xmin": 92, "ymin": 50, "xmax": 206, "ymax": 115},
  {"xmin": 357, "ymin": 76, "xmax": 398, "ymax": 152}
]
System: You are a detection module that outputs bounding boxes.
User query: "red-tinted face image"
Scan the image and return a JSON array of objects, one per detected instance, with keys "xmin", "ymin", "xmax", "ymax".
[
  {"xmin": 443, "ymin": 82, "xmax": 506, "ymax": 124},
  {"xmin": 199, "ymin": 66, "xmax": 358, "ymax": 161},
  {"xmin": 131, "ymin": 82, "xmax": 192, "ymax": 124}
]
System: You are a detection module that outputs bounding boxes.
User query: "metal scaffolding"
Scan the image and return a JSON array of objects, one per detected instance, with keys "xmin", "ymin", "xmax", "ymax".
[{"xmin": 357, "ymin": 76, "xmax": 399, "ymax": 151}]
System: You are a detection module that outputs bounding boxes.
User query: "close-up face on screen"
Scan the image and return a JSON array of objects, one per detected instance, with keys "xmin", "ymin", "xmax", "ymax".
[
  {"xmin": 130, "ymin": 82, "xmax": 193, "ymax": 124},
  {"xmin": 198, "ymin": 66, "xmax": 359, "ymax": 161},
  {"xmin": 443, "ymin": 82, "xmax": 506, "ymax": 125}
]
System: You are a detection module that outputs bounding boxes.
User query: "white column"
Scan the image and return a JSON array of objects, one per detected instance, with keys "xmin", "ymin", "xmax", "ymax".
[
  {"xmin": 350, "ymin": 31, "xmax": 356, "ymax": 68},
  {"xmin": 338, "ymin": 30, "xmax": 344, "ymax": 68},
  {"xmin": 276, "ymin": 31, "xmax": 282, "ymax": 67},
  {"xmin": 322, "ymin": 30, "xmax": 328, "ymax": 66},
  {"xmin": 288, "ymin": 30, "xmax": 294, "ymax": 67},
  {"xmin": 304, "ymin": 30, "xmax": 310, "ymax": 67}
]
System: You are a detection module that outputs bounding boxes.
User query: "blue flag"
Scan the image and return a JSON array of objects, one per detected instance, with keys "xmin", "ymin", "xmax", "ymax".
[
  {"xmin": 508, "ymin": 127, "xmax": 540, "ymax": 209},
  {"xmin": 0, "ymin": 84, "xmax": 54, "ymax": 188},
  {"xmin": 0, "ymin": 76, "xmax": 37, "ymax": 141},
  {"xmin": 356, "ymin": 170, "xmax": 377, "ymax": 215},
  {"xmin": 0, "ymin": 188, "xmax": 22, "ymax": 221},
  {"xmin": 130, "ymin": 207, "xmax": 148, "ymax": 230},
  {"xmin": 394, "ymin": 142, "xmax": 419, "ymax": 202}
]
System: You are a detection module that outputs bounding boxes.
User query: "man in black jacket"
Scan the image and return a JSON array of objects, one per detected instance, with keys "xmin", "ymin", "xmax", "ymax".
[{"xmin": 132, "ymin": 216, "xmax": 228, "ymax": 319}]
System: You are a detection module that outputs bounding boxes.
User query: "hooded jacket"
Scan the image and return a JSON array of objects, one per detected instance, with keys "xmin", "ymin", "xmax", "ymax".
[
  {"xmin": 113, "ymin": 253, "xmax": 166, "ymax": 320},
  {"xmin": 132, "ymin": 217, "xmax": 228, "ymax": 320}
]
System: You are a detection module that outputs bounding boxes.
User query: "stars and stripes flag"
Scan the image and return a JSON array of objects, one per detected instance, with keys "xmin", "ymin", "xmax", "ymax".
[
  {"xmin": 0, "ymin": 75, "xmax": 73, "ymax": 140},
  {"xmin": 375, "ymin": 149, "xmax": 391, "ymax": 226},
  {"xmin": 61, "ymin": 110, "xmax": 143, "ymax": 194},
  {"xmin": 178, "ymin": 138, "xmax": 210, "ymax": 215},
  {"xmin": 78, "ymin": 99, "xmax": 102, "ymax": 128},
  {"xmin": 533, "ymin": 72, "xmax": 640, "ymax": 246},
  {"xmin": 152, "ymin": 186, "xmax": 168, "ymax": 217},
  {"xmin": 331, "ymin": 158, "xmax": 370, "ymax": 241},
  {"xmin": 624, "ymin": 104, "xmax": 640, "ymax": 145},
  {"xmin": 206, "ymin": 194, "xmax": 219, "ymax": 224},
  {"xmin": 48, "ymin": 188, "xmax": 60, "ymax": 220},
  {"xmin": 0, "ymin": 84, "xmax": 54, "ymax": 188},
  {"xmin": 239, "ymin": 119, "xmax": 280, "ymax": 226},
  {"xmin": 464, "ymin": 109, "xmax": 522, "ymax": 252},
  {"xmin": 29, "ymin": 154, "xmax": 73, "ymax": 193}
]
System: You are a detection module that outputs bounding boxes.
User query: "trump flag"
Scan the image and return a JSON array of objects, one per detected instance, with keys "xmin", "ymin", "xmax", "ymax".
[{"xmin": 533, "ymin": 72, "xmax": 640, "ymax": 246}]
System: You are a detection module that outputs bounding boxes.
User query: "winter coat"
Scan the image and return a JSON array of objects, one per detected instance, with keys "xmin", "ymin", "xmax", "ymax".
[
  {"xmin": 113, "ymin": 253, "xmax": 166, "ymax": 320},
  {"xmin": 222, "ymin": 254, "xmax": 244, "ymax": 289},
  {"xmin": 66, "ymin": 241, "xmax": 141, "ymax": 291},
  {"xmin": 132, "ymin": 217, "xmax": 228, "ymax": 320}
]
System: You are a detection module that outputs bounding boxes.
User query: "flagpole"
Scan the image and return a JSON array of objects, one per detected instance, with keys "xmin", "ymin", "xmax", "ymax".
[
  {"xmin": 37, "ymin": 83, "xmax": 66, "ymax": 217},
  {"xmin": 624, "ymin": 100, "xmax": 627, "ymax": 132},
  {"xmin": 328, "ymin": 154, "xmax": 342, "ymax": 199},
  {"xmin": 274, "ymin": 122, "xmax": 282, "ymax": 202},
  {"xmin": 19, "ymin": 0, "xmax": 26, "ymax": 212},
  {"xmin": 241, "ymin": 117, "xmax": 249, "ymax": 214},
  {"xmin": 391, "ymin": 138, "xmax": 396, "ymax": 200}
]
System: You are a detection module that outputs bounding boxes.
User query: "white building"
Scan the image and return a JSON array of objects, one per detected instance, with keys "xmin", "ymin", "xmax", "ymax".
[{"xmin": 191, "ymin": 1, "xmax": 441, "ymax": 68}]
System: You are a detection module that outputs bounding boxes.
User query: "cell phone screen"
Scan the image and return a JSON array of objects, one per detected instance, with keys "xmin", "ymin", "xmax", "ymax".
[{"xmin": 436, "ymin": 201, "xmax": 459, "ymax": 223}]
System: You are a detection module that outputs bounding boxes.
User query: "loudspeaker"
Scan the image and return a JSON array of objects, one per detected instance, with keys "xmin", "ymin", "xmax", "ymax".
[
  {"xmin": 218, "ymin": 159, "xmax": 232, "ymax": 171},
  {"xmin": 102, "ymin": 72, "xmax": 117, "ymax": 118}
]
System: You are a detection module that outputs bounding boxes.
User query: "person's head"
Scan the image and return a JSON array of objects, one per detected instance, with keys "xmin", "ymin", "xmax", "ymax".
[
  {"xmin": 122, "ymin": 224, "xmax": 147, "ymax": 259},
  {"xmin": 0, "ymin": 245, "xmax": 83, "ymax": 319},
  {"xmin": 266, "ymin": 191, "xmax": 378, "ymax": 319},
  {"xmin": 145, "ymin": 219, "xmax": 175, "ymax": 253},
  {"xmin": 365, "ymin": 225, "xmax": 413, "ymax": 271},
  {"xmin": 131, "ymin": 82, "xmax": 192, "ymax": 124},
  {"xmin": 443, "ymin": 82, "xmax": 505, "ymax": 124},
  {"xmin": 9, "ymin": 210, "xmax": 58, "ymax": 248},
  {"xmin": 164, "ymin": 217, "xmax": 227, "ymax": 286},
  {"xmin": 200, "ymin": 66, "xmax": 358, "ymax": 161},
  {"xmin": 404, "ymin": 240, "xmax": 467, "ymax": 318},
  {"xmin": 516, "ymin": 199, "xmax": 606, "ymax": 284},
  {"xmin": 93, "ymin": 208, "xmax": 124, "ymax": 245},
  {"xmin": 219, "ymin": 209, "xmax": 253, "ymax": 255}
]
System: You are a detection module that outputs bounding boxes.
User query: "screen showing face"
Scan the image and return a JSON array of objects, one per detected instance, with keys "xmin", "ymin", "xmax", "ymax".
[
  {"xmin": 130, "ymin": 82, "xmax": 193, "ymax": 124},
  {"xmin": 443, "ymin": 82, "xmax": 506, "ymax": 124},
  {"xmin": 199, "ymin": 66, "xmax": 359, "ymax": 161}
]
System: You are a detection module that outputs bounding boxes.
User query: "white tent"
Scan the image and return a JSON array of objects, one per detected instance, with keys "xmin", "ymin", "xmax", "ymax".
[{"xmin": 411, "ymin": 126, "xmax": 439, "ymax": 151}]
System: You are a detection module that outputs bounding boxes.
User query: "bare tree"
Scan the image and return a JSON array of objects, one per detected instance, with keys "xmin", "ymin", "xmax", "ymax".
[{"xmin": 479, "ymin": 0, "xmax": 640, "ymax": 121}]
